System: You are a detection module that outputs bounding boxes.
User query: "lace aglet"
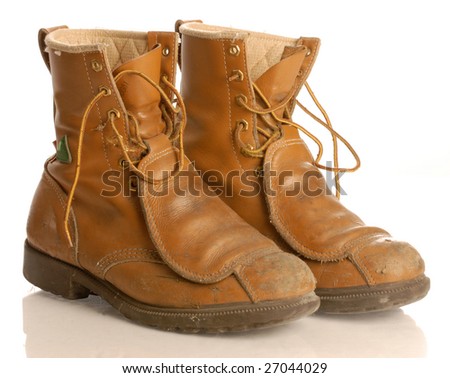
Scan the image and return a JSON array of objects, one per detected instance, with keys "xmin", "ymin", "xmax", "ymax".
[{"xmin": 64, "ymin": 222, "xmax": 74, "ymax": 248}]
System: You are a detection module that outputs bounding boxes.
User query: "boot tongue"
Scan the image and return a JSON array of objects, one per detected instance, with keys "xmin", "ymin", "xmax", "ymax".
[
  {"xmin": 113, "ymin": 45, "xmax": 166, "ymax": 140},
  {"xmin": 254, "ymin": 45, "xmax": 307, "ymax": 140},
  {"xmin": 254, "ymin": 45, "xmax": 307, "ymax": 115}
]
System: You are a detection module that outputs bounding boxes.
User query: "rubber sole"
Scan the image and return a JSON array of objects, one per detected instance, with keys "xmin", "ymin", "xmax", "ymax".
[
  {"xmin": 23, "ymin": 241, "xmax": 320, "ymax": 333},
  {"xmin": 316, "ymin": 275, "xmax": 430, "ymax": 314}
]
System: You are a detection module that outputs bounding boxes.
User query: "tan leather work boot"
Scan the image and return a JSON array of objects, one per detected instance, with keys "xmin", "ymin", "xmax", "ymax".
[
  {"xmin": 24, "ymin": 27, "xmax": 320, "ymax": 332},
  {"xmin": 178, "ymin": 21, "xmax": 430, "ymax": 313}
]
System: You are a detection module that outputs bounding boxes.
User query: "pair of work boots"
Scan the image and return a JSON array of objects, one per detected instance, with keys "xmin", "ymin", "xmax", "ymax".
[{"xmin": 24, "ymin": 21, "xmax": 430, "ymax": 333}]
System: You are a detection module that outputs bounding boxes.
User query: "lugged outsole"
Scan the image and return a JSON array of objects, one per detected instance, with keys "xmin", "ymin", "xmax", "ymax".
[{"xmin": 23, "ymin": 240, "xmax": 320, "ymax": 333}]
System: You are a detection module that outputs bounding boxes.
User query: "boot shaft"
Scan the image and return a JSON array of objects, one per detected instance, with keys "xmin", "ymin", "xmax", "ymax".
[
  {"xmin": 45, "ymin": 29, "xmax": 178, "ymax": 194},
  {"xmin": 28, "ymin": 28, "xmax": 180, "ymax": 268},
  {"xmin": 179, "ymin": 22, "xmax": 320, "ymax": 173},
  {"xmin": 179, "ymin": 22, "xmax": 320, "ymax": 242}
]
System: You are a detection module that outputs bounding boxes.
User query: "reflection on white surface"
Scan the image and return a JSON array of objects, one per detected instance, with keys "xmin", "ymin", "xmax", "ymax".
[{"xmin": 23, "ymin": 290, "xmax": 426, "ymax": 358}]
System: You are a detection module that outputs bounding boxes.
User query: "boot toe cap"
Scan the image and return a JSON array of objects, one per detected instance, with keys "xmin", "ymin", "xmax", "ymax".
[
  {"xmin": 354, "ymin": 237, "xmax": 425, "ymax": 285},
  {"xmin": 310, "ymin": 238, "xmax": 429, "ymax": 313},
  {"xmin": 235, "ymin": 252, "xmax": 316, "ymax": 302}
]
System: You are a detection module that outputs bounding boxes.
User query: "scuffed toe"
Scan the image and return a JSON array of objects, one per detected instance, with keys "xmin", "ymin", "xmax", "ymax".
[
  {"xmin": 235, "ymin": 252, "xmax": 316, "ymax": 303},
  {"xmin": 312, "ymin": 237, "xmax": 429, "ymax": 313},
  {"xmin": 353, "ymin": 237, "xmax": 425, "ymax": 286}
]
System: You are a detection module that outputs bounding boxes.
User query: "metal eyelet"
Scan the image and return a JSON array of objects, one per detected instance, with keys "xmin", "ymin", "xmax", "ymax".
[
  {"xmin": 236, "ymin": 119, "xmax": 249, "ymax": 131},
  {"xmin": 229, "ymin": 44, "xmax": 240, "ymax": 56},
  {"xmin": 162, "ymin": 47, "xmax": 170, "ymax": 56},
  {"xmin": 99, "ymin": 86, "xmax": 111, "ymax": 96},
  {"xmin": 235, "ymin": 94, "xmax": 248, "ymax": 106},
  {"xmin": 246, "ymin": 144, "xmax": 255, "ymax": 151},
  {"xmin": 91, "ymin": 60, "xmax": 103, "ymax": 72},
  {"xmin": 108, "ymin": 108, "xmax": 121, "ymax": 119},
  {"xmin": 305, "ymin": 48, "xmax": 311, "ymax": 57},
  {"xmin": 119, "ymin": 158, "xmax": 129, "ymax": 168},
  {"xmin": 129, "ymin": 175, "xmax": 138, "ymax": 191},
  {"xmin": 230, "ymin": 69, "xmax": 244, "ymax": 82}
]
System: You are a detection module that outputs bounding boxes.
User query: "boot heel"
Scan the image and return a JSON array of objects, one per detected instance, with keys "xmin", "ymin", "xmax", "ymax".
[{"xmin": 23, "ymin": 241, "xmax": 90, "ymax": 300}]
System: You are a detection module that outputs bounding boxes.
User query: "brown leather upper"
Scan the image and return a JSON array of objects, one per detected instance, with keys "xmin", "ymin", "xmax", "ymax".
[
  {"xmin": 26, "ymin": 27, "xmax": 315, "ymax": 308},
  {"xmin": 264, "ymin": 138, "xmax": 389, "ymax": 262},
  {"xmin": 180, "ymin": 32, "xmax": 285, "ymax": 248},
  {"xmin": 138, "ymin": 133, "xmax": 281, "ymax": 284},
  {"xmin": 179, "ymin": 22, "xmax": 425, "ymax": 289}
]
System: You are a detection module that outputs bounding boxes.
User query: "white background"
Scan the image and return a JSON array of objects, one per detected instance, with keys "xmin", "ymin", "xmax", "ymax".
[{"xmin": 1, "ymin": 0, "xmax": 449, "ymax": 376}]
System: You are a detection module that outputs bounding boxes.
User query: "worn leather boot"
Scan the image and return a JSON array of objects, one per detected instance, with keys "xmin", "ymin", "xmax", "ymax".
[
  {"xmin": 178, "ymin": 21, "xmax": 430, "ymax": 313},
  {"xmin": 24, "ymin": 27, "xmax": 320, "ymax": 332}
]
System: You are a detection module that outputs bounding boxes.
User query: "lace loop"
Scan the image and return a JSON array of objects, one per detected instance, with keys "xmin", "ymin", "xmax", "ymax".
[
  {"xmin": 236, "ymin": 81, "xmax": 361, "ymax": 199},
  {"xmin": 236, "ymin": 83, "xmax": 298, "ymax": 115},
  {"xmin": 64, "ymin": 87, "xmax": 109, "ymax": 246},
  {"xmin": 63, "ymin": 70, "xmax": 186, "ymax": 247}
]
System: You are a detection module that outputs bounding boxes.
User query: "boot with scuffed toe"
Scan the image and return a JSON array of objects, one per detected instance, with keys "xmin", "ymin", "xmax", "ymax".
[
  {"xmin": 177, "ymin": 21, "xmax": 430, "ymax": 313},
  {"xmin": 24, "ymin": 27, "xmax": 319, "ymax": 332}
]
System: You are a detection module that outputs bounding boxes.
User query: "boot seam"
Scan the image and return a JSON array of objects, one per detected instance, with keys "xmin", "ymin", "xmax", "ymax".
[
  {"xmin": 238, "ymin": 39, "xmax": 259, "ymax": 149},
  {"xmin": 221, "ymin": 40, "xmax": 245, "ymax": 172},
  {"xmin": 83, "ymin": 50, "xmax": 130, "ymax": 146},
  {"xmin": 82, "ymin": 51, "xmax": 113, "ymax": 170},
  {"xmin": 95, "ymin": 248, "xmax": 162, "ymax": 278},
  {"xmin": 169, "ymin": 32, "xmax": 177, "ymax": 88},
  {"xmin": 142, "ymin": 147, "xmax": 173, "ymax": 167},
  {"xmin": 233, "ymin": 268, "xmax": 259, "ymax": 303},
  {"xmin": 348, "ymin": 248, "xmax": 376, "ymax": 286}
]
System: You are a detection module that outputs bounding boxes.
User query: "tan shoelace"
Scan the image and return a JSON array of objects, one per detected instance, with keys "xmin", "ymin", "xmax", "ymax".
[
  {"xmin": 63, "ymin": 72, "xmax": 186, "ymax": 247},
  {"xmin": 236, "ymin": 81, "xmax": 361, "ymax": 199}
]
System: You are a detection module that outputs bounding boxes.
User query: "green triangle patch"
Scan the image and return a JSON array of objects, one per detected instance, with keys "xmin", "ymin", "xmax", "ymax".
[{"xmin": 56, "ymin": 135, "xmax": 72, "ymax": 164}]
